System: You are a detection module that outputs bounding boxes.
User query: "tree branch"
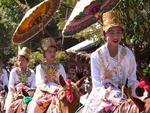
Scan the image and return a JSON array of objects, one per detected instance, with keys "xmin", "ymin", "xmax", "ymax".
[{"xmin": 15, "ymin": 0, "xmax": 29, "ymax": 12}]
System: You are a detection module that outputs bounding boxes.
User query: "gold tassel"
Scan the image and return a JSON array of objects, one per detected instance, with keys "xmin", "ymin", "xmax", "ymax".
[{"xmin": 122, "ymin": 85, "xmax": 124, "ymax": 98}]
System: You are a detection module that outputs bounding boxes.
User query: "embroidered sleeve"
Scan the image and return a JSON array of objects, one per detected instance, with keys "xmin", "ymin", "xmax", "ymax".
[
  {"xmin": 91, "ymin": 52, "xmax": 103, "ymax": 89},
  {"xmin": 8, "ymin": 69, "xmax": 16, "ymax": 89},
  {"xmin": 127, "ymin": 53, "xmax": 138, "ymax": 88},
  {"xmin": 30, "ymin": 70, "xmax": 36, "ymax": 88}
]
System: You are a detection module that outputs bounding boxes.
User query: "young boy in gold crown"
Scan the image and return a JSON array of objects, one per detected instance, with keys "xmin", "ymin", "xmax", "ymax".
[
  {"xmin": 4, "ymin": 47, "xmax": 35, "ymax": 113},
  {"xmin": 82, "ymin": 10, "xmax": 138, "ymax": 113},
  {"xmin": 27, "ymin": 37, "xmax": 67, "ymax": 113}
]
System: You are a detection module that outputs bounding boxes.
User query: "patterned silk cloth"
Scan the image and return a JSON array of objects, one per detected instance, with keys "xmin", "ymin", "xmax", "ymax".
[
  {"xmin": 27, "ymin": 87, "xmax": 62, "ymax": 113},
  {"xmin": 83, "ymin": 82, "xmax": 125, "ymax": 113},
  {"xmin": 36, "ymin": 89, "xmax": 61, "ymax": 113}
]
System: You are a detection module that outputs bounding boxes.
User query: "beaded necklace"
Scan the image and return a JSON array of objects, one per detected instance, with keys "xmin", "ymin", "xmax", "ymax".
[
  {"xmin": 41, "ymin": 63, "xmax": 59, "ymax": 83},
  {"xmin": 16, "ymin": 67, "xmax": 31, "ymax": 84}
]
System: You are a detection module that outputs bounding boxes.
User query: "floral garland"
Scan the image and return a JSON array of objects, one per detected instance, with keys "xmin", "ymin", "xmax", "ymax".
[
  {"xmin": 41, "ymin": 63, "xmax": 59, "ymax": 83},
  {"xmin": 16, "ymin": 67, "xmax": 31, "ymax": 84}
]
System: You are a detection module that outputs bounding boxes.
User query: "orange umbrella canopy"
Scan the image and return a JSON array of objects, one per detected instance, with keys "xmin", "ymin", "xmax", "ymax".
[
  {"xmin": 62, "ymin": 0, "xmax": 120, "ymax": 37},
  {"xmin": 12, "ymin": 0, "xmax": 60, "ymax": 44}
]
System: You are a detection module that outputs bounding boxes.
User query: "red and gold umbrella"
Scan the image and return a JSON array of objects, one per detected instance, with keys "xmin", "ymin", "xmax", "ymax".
[
  {"xmin": 62, "ymin": 0, "xmax": 120, "ymax": 37},
  {"xmin": 12, "ymin": 0, "xmax": 60, "ymax": 44}
]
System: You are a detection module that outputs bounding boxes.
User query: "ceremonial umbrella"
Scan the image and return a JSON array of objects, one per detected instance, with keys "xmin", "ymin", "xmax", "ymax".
[
  {"xmin": 62, "ymin": 0, "xmax": 120, "ymax": 37},
  {"xmin": 12, "ymin": 0, "xmax": 60, "ymax": 44}
]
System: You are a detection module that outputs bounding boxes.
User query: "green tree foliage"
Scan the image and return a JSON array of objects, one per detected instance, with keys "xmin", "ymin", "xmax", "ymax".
[
  {"xmin": 63, "ymin": 0, "xmax": 77, "ymax": 7},
  {"xmin": 29, "ymin": 51, "xmax": 44, "ymax": 69},
  {"xmin": 0, "ymin": 0, "xmax": 21, "ymax": 62},
  {"xmin": 0, "ymin": 0, "xmax": 47, "ymax": 62},
  {"xmin": 0, "ymin": 0, "xmax": 150, "ymax": 72},
  {"xmin": 115, "ymin": 0, "xmax": 150, "ymax": 68}
]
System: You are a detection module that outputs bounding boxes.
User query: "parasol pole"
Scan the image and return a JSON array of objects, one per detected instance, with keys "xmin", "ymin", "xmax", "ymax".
[
  {"xmin": 61, "ymin": 5, "xmax": 69, "ymax": 50},
  {"xmin": 18, "ymin": 45, "xmax": 21, "ymax": 54},
  {"xmin": 42, "ymin": 16, "xmax": 45, "ymax": 39},
  {"xmin": 61, "ymin": 35, "xmax": 64, "ymax": 51}
]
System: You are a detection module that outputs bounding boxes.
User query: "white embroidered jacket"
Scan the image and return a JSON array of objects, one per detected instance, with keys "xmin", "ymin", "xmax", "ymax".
[{"xmin": 91, "ymin": 43, "xmax": 138, "ymax": 90}]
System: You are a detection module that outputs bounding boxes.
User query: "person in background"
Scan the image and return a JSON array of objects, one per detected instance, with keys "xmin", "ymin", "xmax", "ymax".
[
  {"xmin": 5, "ymin": 61, "xmax": 14, "ymax": 76},
  {"xmin": 1, "ymin": 68, "xmax": 9, "ymax": 89},
  {"xmin": 0, "ymin": 59, "xmax": 9, "ymax": 89}
]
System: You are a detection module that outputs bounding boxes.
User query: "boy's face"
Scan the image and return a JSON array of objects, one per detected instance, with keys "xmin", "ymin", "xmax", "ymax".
[
  {"xmin": 44, "ymin": 47, "xmax": 57, "ymax": 62},
  {"xmin": 17, "ymin": 56, "xmax": 29, "ymax": 69},
  {"xmin": 105, "ymin": 26, "xmax": 123, "ymax": 47}
]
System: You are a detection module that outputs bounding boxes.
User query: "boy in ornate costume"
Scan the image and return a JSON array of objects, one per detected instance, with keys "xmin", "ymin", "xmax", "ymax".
[
  {"xmin": 83, "ymin": 10, "xmax": 138, "ymax": 113},
  {"xmin": 28, "ymin": 37, "xmax": 67, "ymax": 113},
  {"xmin": 4, "ymin": 47, "xmax": 35, "ymax": 113}
]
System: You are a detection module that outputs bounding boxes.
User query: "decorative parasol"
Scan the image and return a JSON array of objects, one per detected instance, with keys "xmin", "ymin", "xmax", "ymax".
[
  {"xmin": 62, "ymin": 0, "xmax": 120, "ymax": 37},
  {"xmin": 12, "ymin": 0, "xmax": 60, "ymax": 44}
]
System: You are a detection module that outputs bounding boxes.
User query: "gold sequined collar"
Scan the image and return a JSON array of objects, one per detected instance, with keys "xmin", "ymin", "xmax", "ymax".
[{"xmin": 41, "ymin": 63, "xmax": 59, "ymax": 83}]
